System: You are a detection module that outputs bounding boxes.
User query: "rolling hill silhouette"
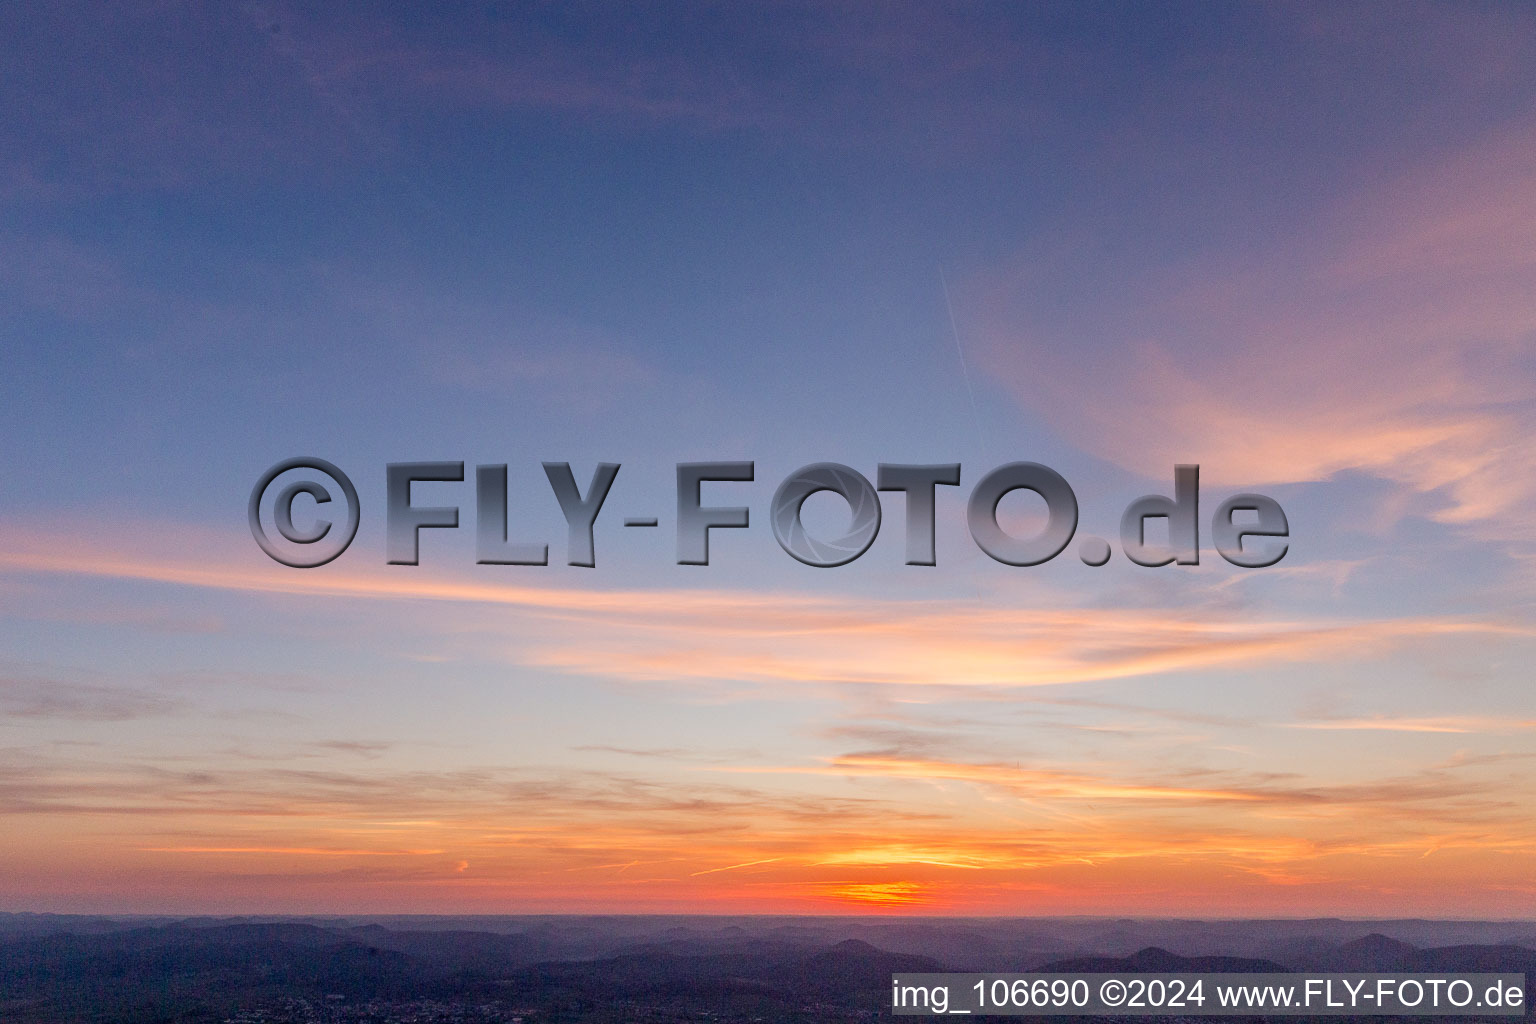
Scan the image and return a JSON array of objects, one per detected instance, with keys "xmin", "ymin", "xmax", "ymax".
[{"xmin": 2, "ymin": 916, "xmax": 1533, "ymax": 1023}]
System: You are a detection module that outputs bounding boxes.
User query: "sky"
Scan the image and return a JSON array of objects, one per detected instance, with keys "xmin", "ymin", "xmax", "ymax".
[{"xmin": 3, "ymin": 1, "xmax": 1536, "ymax": 917}]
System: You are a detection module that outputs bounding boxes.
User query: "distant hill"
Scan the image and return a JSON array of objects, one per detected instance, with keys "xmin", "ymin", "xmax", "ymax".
[
  {"xmin": 0, "ymin": 922, "xmax": 419, "ymax": 1022},
  {"xmin": 1294, "ymin": 933, "xmax": 1536, "ymax": 974},
  {"xmin": 1309, "ymin": 932, "xmax": 1421, "ymax": 971},
  {"xmin": 341, "ymin": 922, "xmax": 553, "ymax": 971},
  {"xmin": 504, "ymin": 936, "xmax": 946, "ymax": 1008},
  {"xmin": 1038, "ymin": 945, "xmax": 1290, "ymax": 973},
  {"xmin": 3, "ymin": 916, "xmax": 1535, "ymax": 1023},
  {"xmin": 1409, "ymin": 942, "xmax": 1536, "ymax": 973},
  {"xmin": 0, "ymin": 920, "xmax": 948, "ymax": 1023}
]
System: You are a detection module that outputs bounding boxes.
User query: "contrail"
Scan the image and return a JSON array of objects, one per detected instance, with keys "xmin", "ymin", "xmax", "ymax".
[
  {"xmin": 689, "ymin": 857, "xmax": 782, "ymax": 876},
  {"xmin": 940, "ymin": 264, "xmax": 987, "ymax": 449}
]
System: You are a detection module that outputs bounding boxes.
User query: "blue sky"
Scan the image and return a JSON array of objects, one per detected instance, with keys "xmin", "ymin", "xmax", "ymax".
[{"xmin": 3, "ymin": 2, "xmax": 1536, "ymax": 915}]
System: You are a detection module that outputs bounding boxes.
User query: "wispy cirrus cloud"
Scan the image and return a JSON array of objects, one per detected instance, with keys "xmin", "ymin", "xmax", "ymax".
[
  {"xmin": 1, "ymin": 522, "xmax": 1527, "ymax": 691},
  {"xmin": 970, "ymin": 120, "xmax": 1536, "ymax": 540},
  {"xmin": 0, "ymin": 673, "xmax": 180, "ymax": 721},
  {"xmin": 719, "ymin": 751, "xmax": 1528, "ymax": 820},
  {"xmin": 7, "ymin": 739, "xmax": 1535, "ymax": 915},
  {"xmin": 1283, "ymin": 716, "xmax": 1536, "ymax": 735}
]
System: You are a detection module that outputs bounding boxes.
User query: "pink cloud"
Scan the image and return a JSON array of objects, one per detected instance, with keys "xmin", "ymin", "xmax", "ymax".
[{"xmin": 970, "ymin": 122, "xmax": 1536, "ymax": 538}]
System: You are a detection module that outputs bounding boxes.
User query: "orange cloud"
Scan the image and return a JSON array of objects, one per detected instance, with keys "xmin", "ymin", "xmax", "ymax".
[
  {"xmin": 4, "ymin": 521, "xmax": 1534, "ymax": 916},
  {"xmin": 7, "ymin": 739, "xmax": 1536, "ymax": 915},
  {"xmin": 815, "ymin": 881, "xmax": 933, "ymax": 907}
]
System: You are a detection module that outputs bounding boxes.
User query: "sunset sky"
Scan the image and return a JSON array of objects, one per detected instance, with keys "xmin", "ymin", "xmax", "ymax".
[{"xmin": 4, "ymin": 2, "xmax": 1536, "ymax": 917}]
